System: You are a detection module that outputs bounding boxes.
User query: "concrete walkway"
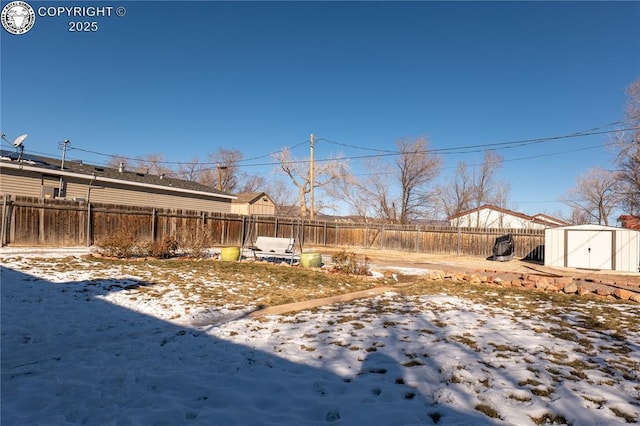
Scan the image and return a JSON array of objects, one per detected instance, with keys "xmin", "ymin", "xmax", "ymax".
[{"xmin": 248, "ymin": 286, "xmax": 400, "ymax": 318}]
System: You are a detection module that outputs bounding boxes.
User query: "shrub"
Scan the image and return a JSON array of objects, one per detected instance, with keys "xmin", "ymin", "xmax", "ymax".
[
  {"xmin": 331, "ymin": 250, "xmax": 370, "ymax": 275},
  {"xmin": 142, "ymin": 237, "xmax": 179, "ymax": 259},
  {"xmin": 97, "ymin": 227, "xmax": 139, "ymax": 258},
  {"xmin": 181, "ymin": 230, "xmax": 211, "ymax": 259},
  {"xmin": 98, "ymin": 225, "xmax": 179, "ymax": 259}
]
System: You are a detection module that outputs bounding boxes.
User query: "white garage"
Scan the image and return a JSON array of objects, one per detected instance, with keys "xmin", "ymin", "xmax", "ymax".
[{"xmin": 545, "ymin": 224, "xmax": 640, "ymax": 273}]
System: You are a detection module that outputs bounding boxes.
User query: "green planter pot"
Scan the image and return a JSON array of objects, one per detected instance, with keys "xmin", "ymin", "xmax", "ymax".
[
  {"xmin": 300, "ymin": 252, "xmax": 322, "ymax": 268},
  {"xmin": 220, "ymin": 246, "xmax": 241, "ymax": 261}
]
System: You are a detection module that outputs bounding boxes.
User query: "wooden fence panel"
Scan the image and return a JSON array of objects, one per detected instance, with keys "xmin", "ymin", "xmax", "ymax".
[
  {"xmin": 6, "ymin": 197, "xmax": 87, "ymax": 246},
  {"xmin": 1, "ymin": 196, "xmax": 546, "ymax": 261},
  {"xmin": 205, "ymin": 213, "xmax": 225, "ymax": 245},
  {"xmin": 91, "ymin": 205, "xmax": 153, "ymax": 245},
  {"xmin": 11, "ymin": 198, "xmax": 40, "ymax": 245}
]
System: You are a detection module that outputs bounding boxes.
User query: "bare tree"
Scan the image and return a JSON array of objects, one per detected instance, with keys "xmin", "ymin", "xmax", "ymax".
[
  {"xmin": 273, "ymin": 147, "xmax": 347, "ymax": 217},
  {"xmin": 435, "ymin": 161, "xmax": 474, "ymax": 220},
  {"xmin": 239, "ymin": 174, "xmax": 267, "ymax": 193},
  {"xmin": 566, "ymin": 206, "xmax": 591, "ymax": 225},
  {"xmin": 176, "ymin": 157, "xmax": 206, "ymax": 182},
  {"xmin": 330, "ymin": 137, "xmax": 441, "ymax": 224},
  {"xmin": 177, "ymin": 151, "xmax": 270, "ymax": 194},
  {"xmin": 363, "ymin": 158, "xmax": 398, "ymax": 221},
  {"xmin": 107, "ymin": 155, "xmax": 129, "ymax": 170},
  {"xmin": 435, "ymin": 150, "xmax": 509, "ymax": 225},
  {"xmin": 325, "ymin": 166, "xmax": 375, "ymax": 220},
  {"xmin": 207, "ymin": 148, "xmax": 243, "ymax": 192},
  {"xmin": 396, "ymin": 138, "xmax": 442, "ymax": 223},
  {"xmin": 611, "ymin": 79, "xmax": 640, "ymax": 214},
  {"xmin": 264, "ymin": 177, "xmax": 300, "ymax": 215},
  {"xmin": 562, "ymin": 167, "xmax": 621, "ymax": 225},
  {"xmin": 132, "ymin": 153, "xmax": 171, "ymax": 176},
  {"xmin": 472, "ymin": 151, "xmax": 507, "ymax": 219},
  {"xmin": 108, "ymin": 153, "xmax": 171, "ymax": 176}
]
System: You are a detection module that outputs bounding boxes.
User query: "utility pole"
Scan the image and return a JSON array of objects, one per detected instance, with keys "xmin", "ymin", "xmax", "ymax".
[
  {"xmin": 309, "ymin": 133, "xmax": 315, "ymax": 221},
  {"xmin": 217, "ymin": 163, "xmax": 228, "ymax": 191},
  {"xmin": 60, "ymin": 139, "xmax": 70, "ymax": 170},
  {"xmin": 59, "ymin": 139, "xmax": 70, "ymax": 197}
]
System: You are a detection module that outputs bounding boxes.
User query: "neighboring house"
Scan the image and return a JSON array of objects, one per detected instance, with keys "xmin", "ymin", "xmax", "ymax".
[
  {"xmin": 231, "ymin": 192, "xmax": 276, "ymax": 216},
  {"xmin": 0, "ymin": 150, "xmax": 235, "ymax": 212},
  {"xmin": 448, "ymin": 205, "xmax": 569, "ymax": 229},
  {"xmin": 619, "ymin": 215, "xmax": 640, "ymax": 231}
]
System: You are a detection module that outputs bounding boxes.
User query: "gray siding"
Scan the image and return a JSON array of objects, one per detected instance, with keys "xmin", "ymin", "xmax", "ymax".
[
  {"xmin": 1, "ymin": 168, "xmax": 232, "ymax": 213},
  {"xmin": 0, "ymin": 169, "xmax": 43, "ymax": 196},
  {"xmin": 66, "ymin": 179, "xmax": 231, "ymax": 212}
]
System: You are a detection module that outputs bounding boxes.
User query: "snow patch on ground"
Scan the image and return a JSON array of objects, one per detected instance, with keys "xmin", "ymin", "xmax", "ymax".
[{"xmin": 2, "ymin": 253, "xmax": 639, "ymax": 425}]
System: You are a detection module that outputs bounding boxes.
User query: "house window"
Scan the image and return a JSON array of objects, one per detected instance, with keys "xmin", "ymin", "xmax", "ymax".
[
  {"xmin": 41, "ymin": 175, "xmax": 64, "ymax": 198},
  {"xmin": 42, "ymin": 186, "xmax": 59, "ymax": 199}
]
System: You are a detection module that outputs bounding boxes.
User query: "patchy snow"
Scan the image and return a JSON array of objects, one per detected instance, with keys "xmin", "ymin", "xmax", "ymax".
[{"xmin": 1, "ymin": 252, "xmax": 639, "ymax": 425}]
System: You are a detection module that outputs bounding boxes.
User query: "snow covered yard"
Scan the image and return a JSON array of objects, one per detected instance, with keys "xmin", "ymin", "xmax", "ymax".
[{"xmin": 1, "ymin": 254, "xmax": 639, "ymax": 425}]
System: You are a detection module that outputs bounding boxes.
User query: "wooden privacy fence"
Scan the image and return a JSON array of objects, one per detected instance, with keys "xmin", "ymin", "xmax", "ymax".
[{"xmin": 0, "ymin": 196, "xmax": 546, "ymax": 260}]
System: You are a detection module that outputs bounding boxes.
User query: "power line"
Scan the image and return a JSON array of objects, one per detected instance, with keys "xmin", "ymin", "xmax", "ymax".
[
  {"xmin": 317, "ymin": 121, "xmax": 623, "ymax": 156},
  {"xmin": 17, "ymin": 122, "xmax": 634, "ymax": 171},
  {"xmin": 234, "ymin": 126, "xmax": 634, "ymax": 168},
  {"xmin": 237, "ymin": 139, "xmax": 309, "ymax": 163},
  {"xmin": 349, "ymin": 143, "xmax": 606, "ymax": 177},
  {"xmin": 318, "ymin": 137, "xmax": 398, "ymax": 153},
  {"xmin": 254, "ymin": 125, "xmax": 632, "ymax": 167},
  {"xmin": 68, "ymin": 139, "xmax": 310, "ymax": 167}
]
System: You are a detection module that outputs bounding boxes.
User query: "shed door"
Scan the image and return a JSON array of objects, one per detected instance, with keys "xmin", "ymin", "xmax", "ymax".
[{"xmin": 566, "ymin": 230, "xmax": 612, "ymax": 270}]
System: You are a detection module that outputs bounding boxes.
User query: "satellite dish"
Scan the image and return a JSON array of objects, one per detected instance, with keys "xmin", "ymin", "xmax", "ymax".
[{"xmin": 13, "ymin": 134, "xmax": 28, "ymax": 148}]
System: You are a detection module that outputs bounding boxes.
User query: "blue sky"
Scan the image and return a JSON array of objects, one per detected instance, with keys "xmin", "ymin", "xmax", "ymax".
[{"xmin": 1, "ymin": 1, "xmax": 639, "ymax": 219}]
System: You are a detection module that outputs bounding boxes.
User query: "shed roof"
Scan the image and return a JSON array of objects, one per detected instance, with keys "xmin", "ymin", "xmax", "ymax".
[{"xmin": 546, "ymin": 224, "xmax": 634, "ymax": 232}]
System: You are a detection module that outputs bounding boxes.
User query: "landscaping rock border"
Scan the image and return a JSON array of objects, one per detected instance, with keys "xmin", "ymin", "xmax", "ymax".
[{"xmin": 418, "ymin": 268, "xmax": 640, "ymax": 303}]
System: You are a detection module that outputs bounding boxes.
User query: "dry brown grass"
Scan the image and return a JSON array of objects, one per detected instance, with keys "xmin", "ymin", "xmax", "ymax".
[
  {"xmin": 27, "ymin": 256, "xmax": 638, "ymax": 330},
  {"xmin": 85, "ymin": 257, "xmax": 384, "ymax": 308}
]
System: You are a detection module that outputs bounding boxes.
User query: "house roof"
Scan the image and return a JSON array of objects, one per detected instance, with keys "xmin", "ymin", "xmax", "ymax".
[
  {"xmin": 0, "ymin": 150, "xmax": 236, "ymax": 200},
  {"xmin": 448, "ymin": 204, "xmax": 568, "ymax": 226},
  {"xmin": 530, "ymin": 213, "xmax": 570, "ymax": 227},
  {"xmin": 233, "ymin": 192, "xmax": 273, "ymax": 204},
  {"xmin": 449, "ymin": 205, "xmax": 530, "ymax": 221},
  {"xmin": 619, "ymin": 215, "xmax": 640, "ymax": 231}
]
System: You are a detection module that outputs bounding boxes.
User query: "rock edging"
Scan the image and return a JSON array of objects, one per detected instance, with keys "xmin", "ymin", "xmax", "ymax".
[{"xmin": 422, "ymin": 269, "xmax": 640, "ymax": 303}]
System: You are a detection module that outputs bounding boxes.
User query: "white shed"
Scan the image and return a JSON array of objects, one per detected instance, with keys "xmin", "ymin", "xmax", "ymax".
[{"xmin": 544, "ymin": 224, "xmax": 640, "ymax": 273}]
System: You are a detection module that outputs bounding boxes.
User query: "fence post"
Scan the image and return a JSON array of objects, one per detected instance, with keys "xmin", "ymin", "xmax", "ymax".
[
  {"xmin": 221, "ymin": 218, "xmax": 226, "ymax": 245},
  {"xmin": 415, "ymin": 225, "xmax": 420, "ymax": 252},
  {"xmin": 8, "ymin": 199, "xmax": 15, "ymax": 244},
  {"xmin": 240, "ymin": 216, "xmax": 246, "ymax": 247},
  {"xmin": 365, "ymin": 223, "xmax": 369, "ymax": 248},
  {"xmin": 0, "ymin": 195, "xmax": 8, "ymax": 247},
  {"xmin": 151, "ymin": 208, "xmax": 157, "ymax": 242},
  {"xmin": 38, "ymin": 200, "xmax": 45, "ymax": 245},
  {"xmin": 323, "ymin": 221, "xmax": 327, "ymax": 246},
  {"xmin": 86, "ymin": 202, "xmax": 92, "ymax": 247}
]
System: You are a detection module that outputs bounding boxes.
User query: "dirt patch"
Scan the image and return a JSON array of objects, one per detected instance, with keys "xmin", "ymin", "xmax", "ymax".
[{"xmin": 307, "ymin": 246, "xmax": 640, "ymax": 291}]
